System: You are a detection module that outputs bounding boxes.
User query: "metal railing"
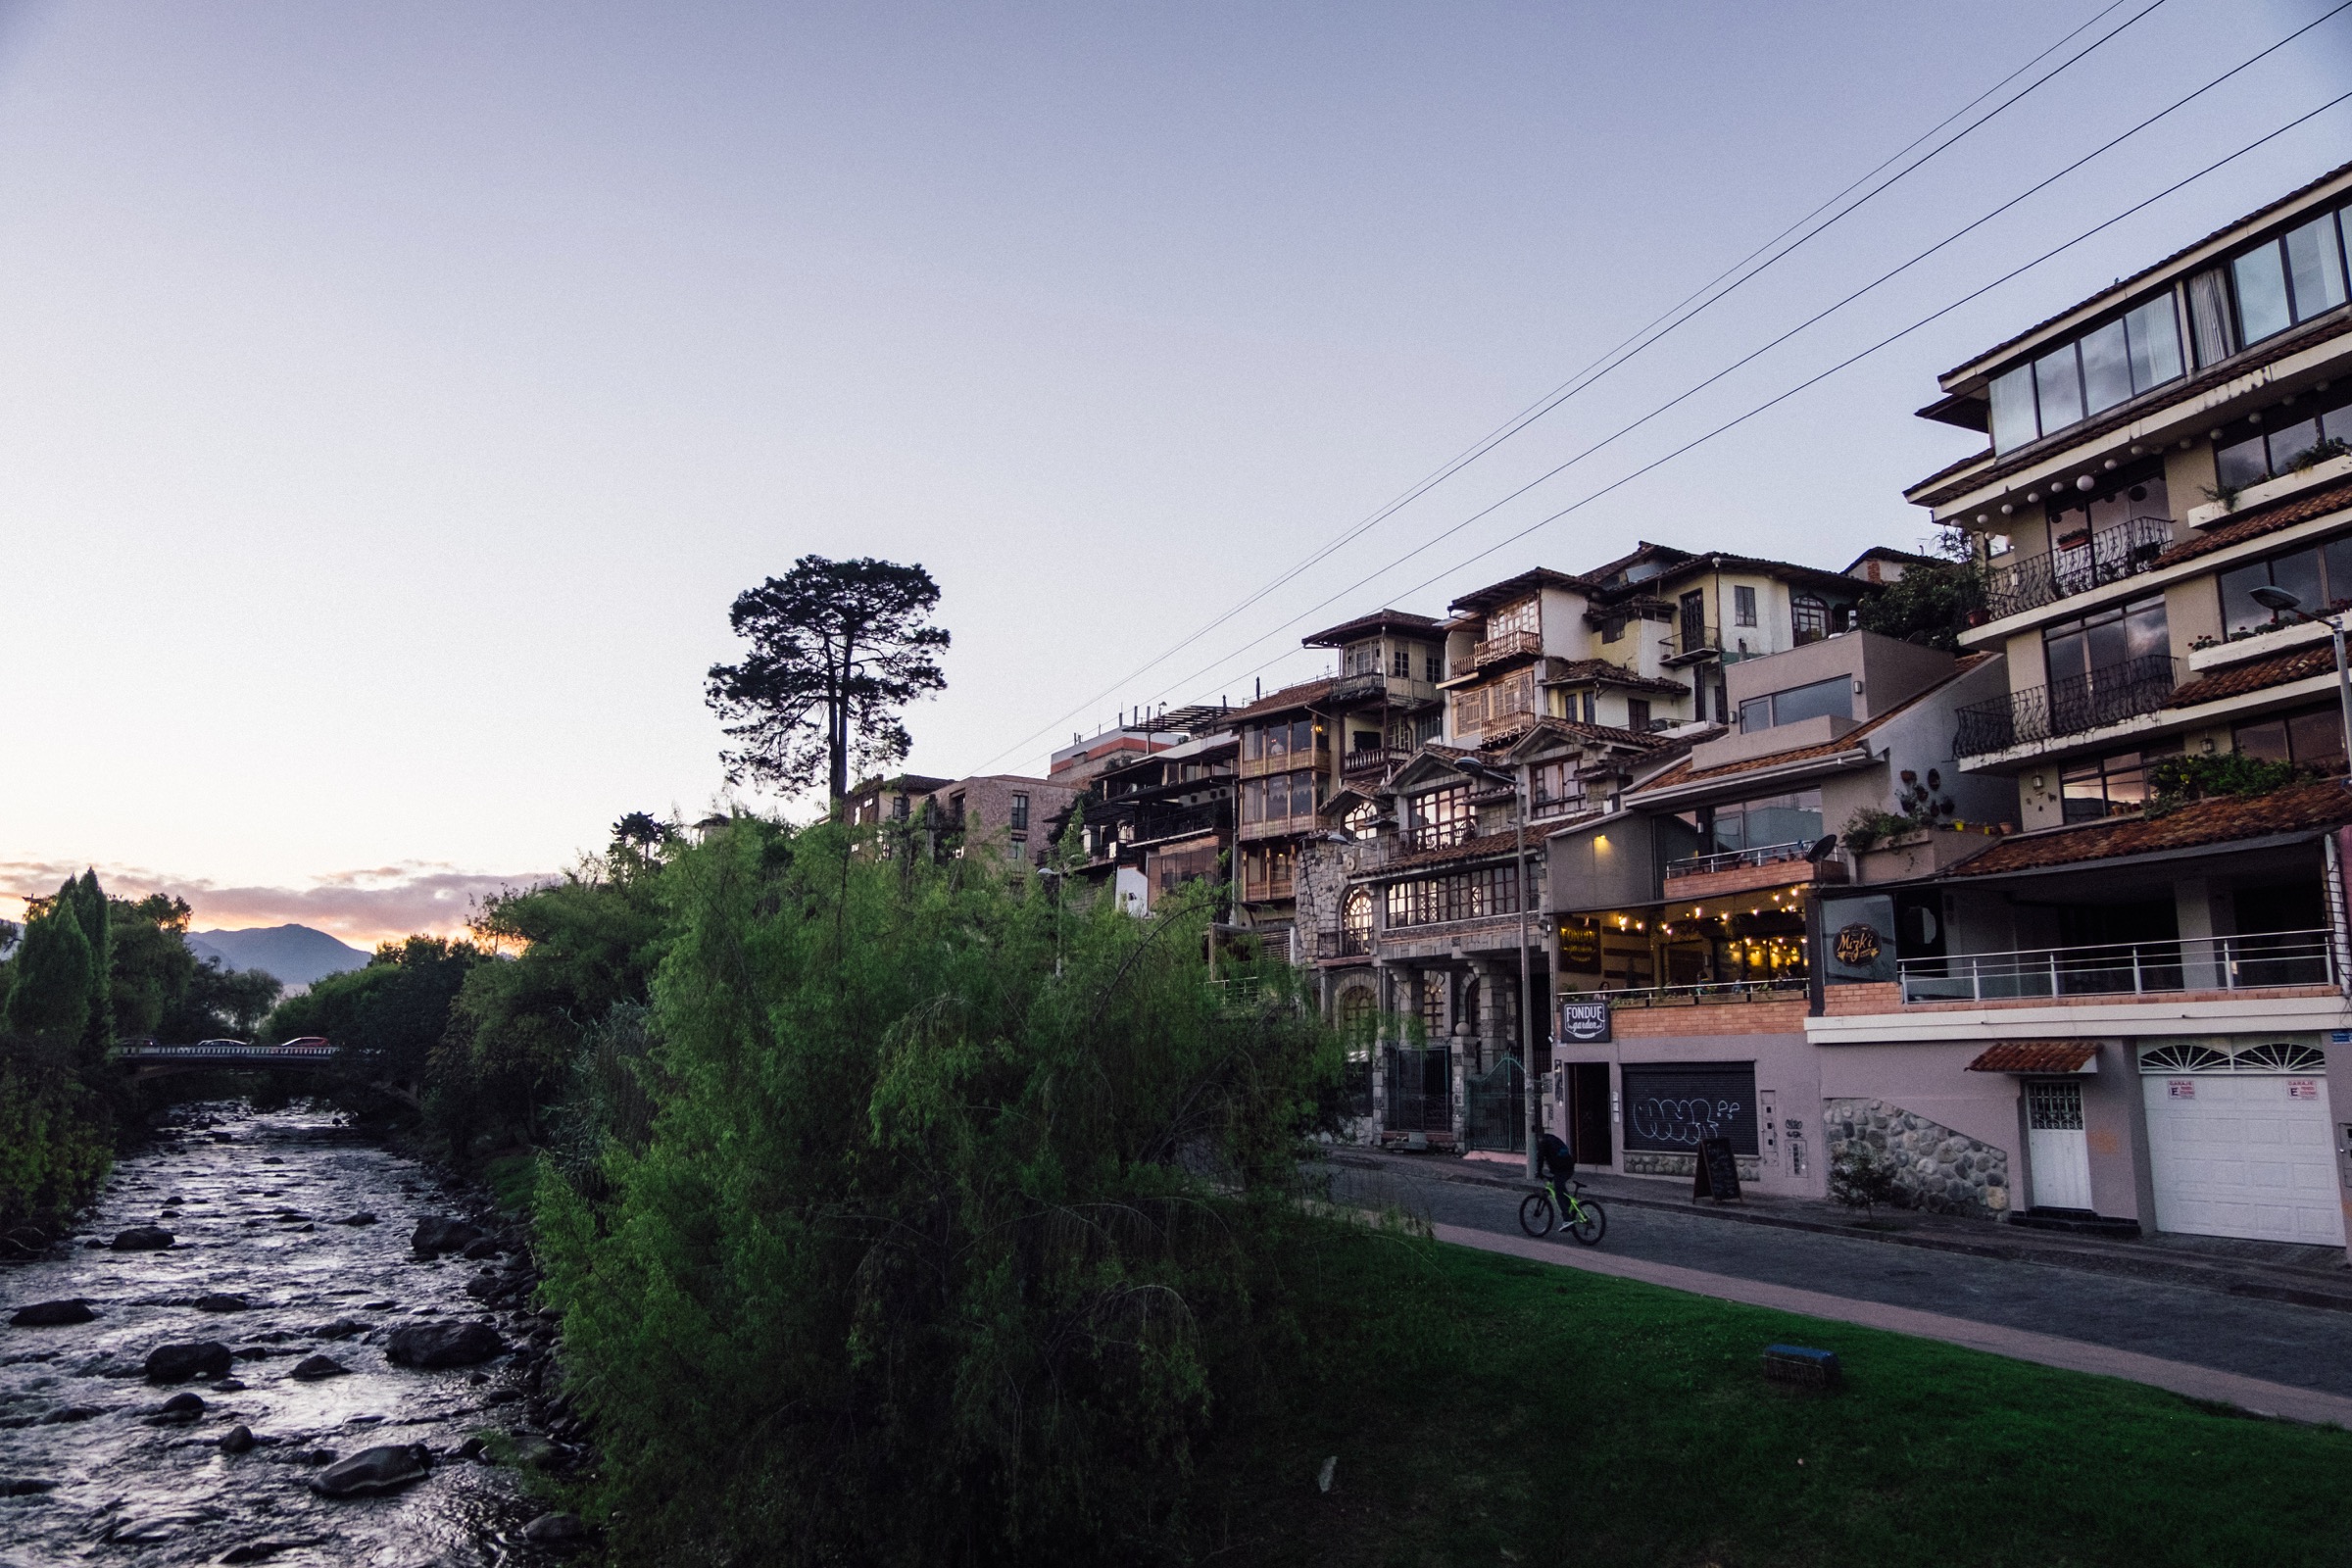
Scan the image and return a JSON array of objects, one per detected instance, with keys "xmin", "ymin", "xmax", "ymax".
[
  {"xmin": 117, "ymin": 1042, "xmax": 337, "ymax": 1059},
  {"xmin": 1952, "ymin": 653, "xmax": 2180, "ymax": 758},
  {"xmin": 1982, "ymin": 514, "xmax": 2174, "ymax": 620},
  {"xmin": 1576, "ymin": 977, "xmax": 1809, "ymax": 1007},
  {"xmin": 1898, "ymin": 929, "xmax": 2337, "ymax": 1004},
  {"xmin": 1474, "ymin": 629, "xmax": 1542, "ymax": 666},
  {"xmin": 1664, "ymin": 839, "xmax": 1818, "ymax": 879},
  {"xmin": 1311, "ymin": 926, "xmax": 1372, "ymax": 958},
  {"xmin": 1666, "ymin": 622, "xmax": 1720, "ymax": 662}
]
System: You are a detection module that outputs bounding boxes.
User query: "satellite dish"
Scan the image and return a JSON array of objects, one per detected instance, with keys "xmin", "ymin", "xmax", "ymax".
[{"xmin": 1804, "ymin": 835, "xmax": 1839, "ymax": 863}]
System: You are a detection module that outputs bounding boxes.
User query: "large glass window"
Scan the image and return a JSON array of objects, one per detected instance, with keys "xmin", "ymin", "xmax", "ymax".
[
  {"xmin": 2060, "ymin": 742, "xmax": 2180, "ymax": 822},
  {"xmin": 2234, "ymin": 703, "xmax": 2349, "ymax": 775},
  {"xmin": 1487, "ymin": 596, "xmax": 1539, "ymax": 640},
  {"xmin": 2220, "ymin": 534, "xmax": 2352, "ymax": 636},
  {"xmin": 1344, "ymin": 640, "xmax": 1380, "ymax": 676},
  {"xmin": 1737, "ymin": 675, "xmax": 1851, "ymax": 733},
  {"xmin": 2233, "ymin": 241, "xmax": 2294, "ymax": 344},
  {"xmin": 1691, "ymin": 789, "xmax": 1824, "ymax": 855},
  {"xmin": 2214, "ymin": 393, "xmax": 2352, "ymax": 491},
  {"xmin": 2043, "ymin": 595, "xmax": 2169, "ymax": 683},
  {"xmin": 1791, "ymin": 594, "xmax": 1830, "ymax": 644},
  {"xmin": 2286, "ymin": 215, "xmax": 2348, "ymax": 318},
  {"xmin": 1987, "ymin": 289, "xmax": 2192, "ymax": 454},
  {"xmin": 1404, "ymin": 785, "xmax": 1473, "ymax": 850}
]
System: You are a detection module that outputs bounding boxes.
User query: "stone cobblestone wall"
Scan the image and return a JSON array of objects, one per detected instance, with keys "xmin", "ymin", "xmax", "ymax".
[
  {"xmin": 1623, "ymin": 1151, "xmax": 1763, "ymax": 1183},
  {"xmin": 1823, "ymin": 1098, "xmax": 2009, "ymax": 1216}
]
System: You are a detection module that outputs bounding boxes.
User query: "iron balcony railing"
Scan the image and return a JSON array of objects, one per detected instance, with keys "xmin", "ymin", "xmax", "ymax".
[
  {"xmin": 1898, "ymin": 929, "xmax": 2337, "ymax": 1004},
  {"xmin": 1664, "ymin": 839, "xmax": 1818, "ymax": 879},
  {"xmin": 1312, "ymin": 927, "xmax": 1372, "ymax": 958},
  {"xmin": 1982, "ymin": 514, "xmax": 2174, "ymax": 621},
  {"xmin": 1951, "ymin": 653, "xmax": 2180, "ymax": 759},
  {"xmin": 1665, "ymin": 622, "xmax": 1720, "ymax": 663}
]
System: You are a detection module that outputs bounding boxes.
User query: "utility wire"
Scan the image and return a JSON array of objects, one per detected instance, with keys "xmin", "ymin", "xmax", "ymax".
[
  {"xmin": 1157, "ymin": 88, "xmax": 2352, "ymax": 711},
  {"xmin": 1131, "ymin": 0, "xmax": 2352, "ymax": 708},
  {"xmin": 973, "ymin": 0, "xmax": 2174, "ymax": 769}
]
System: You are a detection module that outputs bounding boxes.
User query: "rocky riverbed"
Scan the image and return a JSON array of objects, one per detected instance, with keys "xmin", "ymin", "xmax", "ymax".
[{"xmin": 0, "ymin": 1102, "xmax": 589, "ymax": 1565}]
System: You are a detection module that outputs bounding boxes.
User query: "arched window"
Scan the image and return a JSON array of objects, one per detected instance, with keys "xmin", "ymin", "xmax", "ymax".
[
  {"xmin": 1341, "ymin": 889, "xmax": 1373, "ymax": 955},
  {"xmin": 1336, "ymin": 985, "xmax": 1376, "ymax": 1042},
  {"xmin": 1792, "ymin": 594, "xmax": 1829, "ymax": 645}
]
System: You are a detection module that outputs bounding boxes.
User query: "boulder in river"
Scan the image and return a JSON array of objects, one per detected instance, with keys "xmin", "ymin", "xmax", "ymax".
[
  {"xmin": 336, "ymin": 1211, "xmax": 377, "ymax": 1227},
  {"xmin": 195, "ymin": 1294, "xmax": 250, "ymax": 1313},
  {"xmin": 144, "ymin": 1342, "xmax": 232, "ymax": 1383},
  {"xmin": 151, "ymin": 1391, "xmax": 206, "ymax": 1422},
  {"xmin": 0, "ymin": 1478, "xmax": 58, "ymax": 1496},
  {"xmin": 218, "ymin": 1423, "xmax": 255, "ymax": 1454},
  {"xmin": 310, "ymin": 1443, "xmax": 431, "ymax": 1498},
  {"xmin": 524, "ymin": 1512, "xmax": 589, "ymax": 1548},
  {"xmin": 111, "ymin": 1226, "xmax": 174, "ymax": 1251},
  {"xmin": 385, "ymin": 1321, "xmax": 504, "ymax": 1369},
  {"xmin": 462, "ymin": 1236, "xmax": 504, "ymax": 1259},
  {"xmin": 10, "ymin": 1298, "xmax": 96, "ymax": 1327},
  {"xmin": 289, "ymin": 1354, "xmax": 348, "ymax": 1382},
  {"xmin": 410, "ymin": 1216, "xmax": 485, "ymax": 1256}
]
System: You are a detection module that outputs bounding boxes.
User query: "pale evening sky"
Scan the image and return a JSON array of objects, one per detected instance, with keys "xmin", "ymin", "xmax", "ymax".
[{"xmin": 1, "ymin": 1, "xmax": 2345, "ymax": 944}]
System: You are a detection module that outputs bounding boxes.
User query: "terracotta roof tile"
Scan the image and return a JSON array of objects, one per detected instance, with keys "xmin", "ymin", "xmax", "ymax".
[
  {"xmin": 1299, "ymin": 608, "xmax": 1445, "ymax": 648},
  {"xmin": 2148, "ymin": 479, "xmax": 2352, "ymax": 570},
  {"xmin": 2168, "ymin": 645, "xmax": 2336, "ymax": 708},
  {"xmin": 1223, "ymin": 678, "xmax": 1334, "ymax": 722},
  {"xmin": 1946, "ymin": 778, "xmax": 2352, "ymax": 878},
  {"xmin": 1967, "ymin": 1042, "xmax": 2098, "ymax": 1073},
  {"xmin": 1543, "ymin": 659, "xmax": 1690, "ymax": 695}
]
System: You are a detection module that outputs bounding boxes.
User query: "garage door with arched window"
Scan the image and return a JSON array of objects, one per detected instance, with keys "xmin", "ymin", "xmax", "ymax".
[{"xmin": 2138, "ymin": 1040, "xmax": 2343, "ymax": 1246}]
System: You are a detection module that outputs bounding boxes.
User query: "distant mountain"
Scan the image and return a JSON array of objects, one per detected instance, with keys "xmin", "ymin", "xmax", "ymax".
[{"xmin": 187, "ymin": 925, "xmax": 371, "ymax": 990}]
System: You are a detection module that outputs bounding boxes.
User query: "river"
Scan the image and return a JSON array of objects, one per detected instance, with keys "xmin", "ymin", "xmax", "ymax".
[{"xmin": 0, "ymin": 1102, "xmax": 574, "ymax": 1566}]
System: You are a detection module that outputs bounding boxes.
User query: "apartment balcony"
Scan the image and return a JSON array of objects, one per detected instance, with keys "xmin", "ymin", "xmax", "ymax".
[
  {"xmin": 1664, "ymin": 622, "xmax": 1720, "ymax": 666},
  {"xmin": 1240, "ymin": 868, "xmax": 1297, "ymax": 903},
  {"xmin": 1473, "ymin": 629, "xmax": 1542, "ymax": 667},
  {"xmin": 1898, "ymin": 930, "xmax": 2336, "ymax": 1004},
  {"xmin": 1661, "ymin": 840, "xmax": 1842, "ymax": 899},
  {"xmin": 1575, "ymin": 976, "xmax": 1809, "ymax": 1009},
  {"xmin": 1311, "ymin": 927, "xmax": 1372, "ymax": 960},
  {"xmin": 1237, "ymin": 808, "xmax": 1322, "ymax": 844},
  {"xmin": 1328, "ymin": 671, "xmax": 1390, "ymax": 705},
  {"xmin": 1981, "ymin": 514, "xmax": 2174, "ymax": 621},
  {"xmin": 1341, "ymin": 745, "xmax": 1410, "ymax": 783},
  {"xmin": 1238, "ymin": 745, "xmax": 1329, "ymax": 780},
  {"xmin": 1951, "ymin": 654, "xmax": 2180, "ymax": 760}
]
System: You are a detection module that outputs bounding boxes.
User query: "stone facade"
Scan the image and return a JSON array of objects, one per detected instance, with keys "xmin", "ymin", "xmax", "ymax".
[
  {"xmin": 1822, "ymin": 1098, "xmax": 2010, "ymax": 1216},
  {"xmin": 1623, "ymin": 1151, "xmax": 1763, "ymax": 1183}
]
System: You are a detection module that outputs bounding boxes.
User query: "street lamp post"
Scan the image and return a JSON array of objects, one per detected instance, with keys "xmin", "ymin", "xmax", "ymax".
[{"xmin": 2248, "ymin": 585, "xmax": 2352, "ymax": 781}]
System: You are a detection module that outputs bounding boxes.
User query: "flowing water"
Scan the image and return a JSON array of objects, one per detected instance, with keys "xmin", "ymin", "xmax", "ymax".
[{"xmin": 0, "ymin": 1103, "xmax": 571, "ymax": 1566}]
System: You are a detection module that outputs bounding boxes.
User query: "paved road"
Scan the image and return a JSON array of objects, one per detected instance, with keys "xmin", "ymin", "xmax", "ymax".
[{"xmin": 1325, "ymin": 1154, "xmax": 2352, "ymax": 1397}]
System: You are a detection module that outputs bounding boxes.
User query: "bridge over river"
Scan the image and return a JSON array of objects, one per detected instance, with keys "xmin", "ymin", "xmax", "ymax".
[{"xmin": 112, "ymin": 1040, "xmax": 420, "ymax": 1108}]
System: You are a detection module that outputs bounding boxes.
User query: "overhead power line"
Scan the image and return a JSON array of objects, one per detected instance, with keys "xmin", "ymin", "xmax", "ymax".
[
  {"xmin": 972, "ymin": 0, "xmax": 2176, "ymax": 770},
  {"xmin": 1127, "ymin": 0, "xmax": 2352, "ymax": 709},
  {"xmin": 1160, "ymin": 88, "xmax": 2352, "ymax": 711}
]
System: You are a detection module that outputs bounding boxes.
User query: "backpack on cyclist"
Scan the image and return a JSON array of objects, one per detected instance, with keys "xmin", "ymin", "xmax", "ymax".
[{"xmin": 1538, "ymin": 1130, "xmax": 1576, "ymax": 1183}]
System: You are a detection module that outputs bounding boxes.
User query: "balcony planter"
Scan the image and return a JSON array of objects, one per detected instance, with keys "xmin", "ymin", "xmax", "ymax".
[{"xmin": 1856, "ymin": 826, "xmax": 1997, "ymax": 884}]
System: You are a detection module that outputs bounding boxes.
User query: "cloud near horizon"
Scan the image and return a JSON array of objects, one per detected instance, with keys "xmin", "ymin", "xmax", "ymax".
[{"xmin": 0, "ymin": 859, "xmax": 561, "ymax": 950}]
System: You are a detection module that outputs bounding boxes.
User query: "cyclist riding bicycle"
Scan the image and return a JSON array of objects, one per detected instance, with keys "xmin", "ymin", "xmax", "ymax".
[{"xmin": 1537, "ymin": 1130, "xmax": 1576, "ymax": 1196}]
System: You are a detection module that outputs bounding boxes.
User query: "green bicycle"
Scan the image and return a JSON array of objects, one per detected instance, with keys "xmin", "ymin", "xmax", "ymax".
[{"xmin": 1519, "ymin": 1176, "xmax": 1606, "ymax": 1246}]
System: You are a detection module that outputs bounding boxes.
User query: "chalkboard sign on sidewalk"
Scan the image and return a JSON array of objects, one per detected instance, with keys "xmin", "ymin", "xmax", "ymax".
[{"xmin": 1692, "ymin": 1136, "xmax": 1742, "ymax": 1203}]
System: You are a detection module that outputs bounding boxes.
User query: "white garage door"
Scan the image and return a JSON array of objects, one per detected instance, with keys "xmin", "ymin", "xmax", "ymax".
[{"xmin": 2141, "ymin": 1065, "xmax": 2344, "ymax": 1246}]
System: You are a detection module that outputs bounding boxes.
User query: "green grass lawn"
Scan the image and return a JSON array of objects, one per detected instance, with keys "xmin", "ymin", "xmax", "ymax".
[{"xmin": 1189, "ymin": 1220, "xmax": 2352, "ymax": 1567}]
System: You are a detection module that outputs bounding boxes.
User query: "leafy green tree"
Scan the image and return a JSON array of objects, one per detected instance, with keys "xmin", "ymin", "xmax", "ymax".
[
  {"xmin": 706, "ymin": 555, "xmax": 950, "ymax": 808},
  {"xmin": 2, "ymin": 906, "xmax": 92, "ymax": 1051},
  {"xmin": 1855, "ymin": 536, "xmax": 1984, "ymax": 654},
  {"xmin": 436, "ymin": 828, "xmax": 672, "ymax": 1152},
  {"xmin": 60, "ymin": 872, "xmax": 112, "ymax": 1058},
  {"xmin": 108, "ymin": 894, "xmax": 198, "ymax": 1040},
  {"xmin": 269, "ymin": 936, "xmax": 487, "ymax": 1095},
  {"xmin": 537, "ymin": 817, "xmax": 1336, "ymax": 1565}
]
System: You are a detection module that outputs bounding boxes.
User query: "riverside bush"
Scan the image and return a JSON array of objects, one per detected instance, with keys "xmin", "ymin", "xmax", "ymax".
[
  {"xmin": 536, "ymin": 818, "xmax": 1339, "ymax": 1565},
  {"xmin": 0, "ymin": 1046, "xmax": 113, "ymax": 1245}
]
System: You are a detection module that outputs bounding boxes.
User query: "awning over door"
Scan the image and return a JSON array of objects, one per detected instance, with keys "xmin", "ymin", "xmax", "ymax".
[{"xmin": 1966, "ymin": 1042, "xmax": 2098, "ymax": 1074}]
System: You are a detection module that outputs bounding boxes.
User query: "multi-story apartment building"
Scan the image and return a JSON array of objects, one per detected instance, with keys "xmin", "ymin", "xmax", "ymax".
[
  {"xmin": 847, "ymin": 772, "xmax": 1078, "ymax": 866},
  {"xmin": 1299, "ymin": 609, "xmax": 1447, "ymax": 783},
  {"xmin": 1544, "ymin": 633, "xmax": 2010, "ymax": 1196},
  {"xmin": 1814, "ymin": 162, "xmax": 2352, "ymax": 1250},
  {"xmin": 1055, "ymin": 731, "xmax": 1237, "ymax": 915}
]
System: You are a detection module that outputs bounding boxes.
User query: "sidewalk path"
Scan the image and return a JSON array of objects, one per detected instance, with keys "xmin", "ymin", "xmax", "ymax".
[
  {"xmin": 1431, "ymin": 1221, "xmax": 2352, "ymax": 1428},
  {"xmin": 1327, "ymin": 1153, "xmax": 2352, "ymax": 1405}
]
